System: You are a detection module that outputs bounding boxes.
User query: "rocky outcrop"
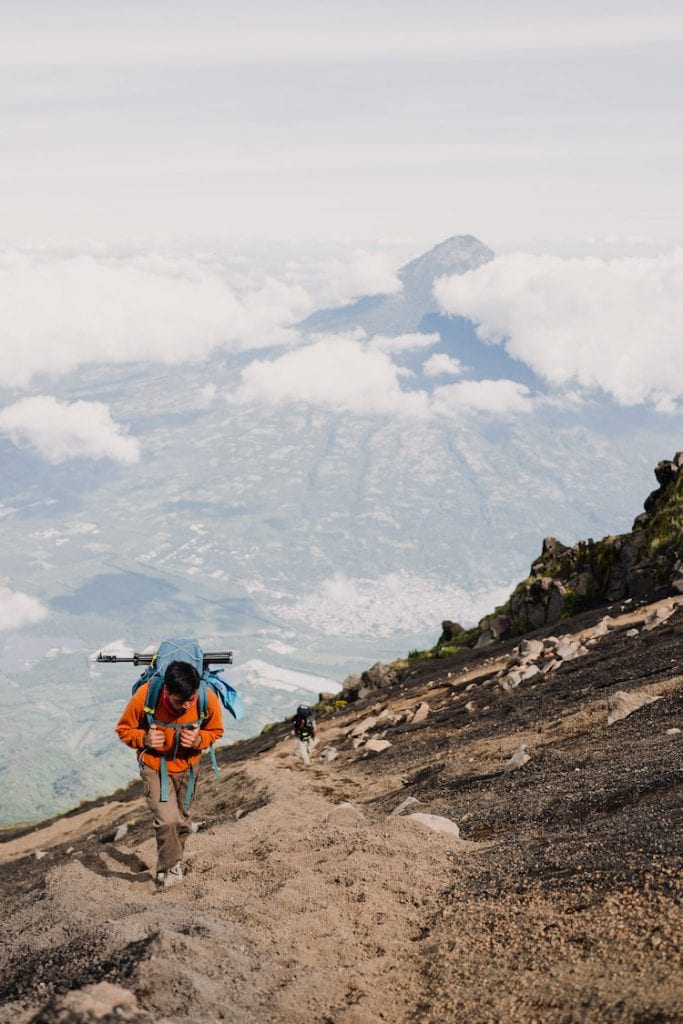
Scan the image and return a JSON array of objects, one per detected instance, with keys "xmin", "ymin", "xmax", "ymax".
[
  {"xmin": 339, "ymin": 660, "xmax": 405, "ymax": 702},
  {"xmin": 437, "ymin": 620, "xmax": 467, "ymax": 645},
  {"xmin": 465, "ymin": 453, "xmax": 683, "ymax": 645}
]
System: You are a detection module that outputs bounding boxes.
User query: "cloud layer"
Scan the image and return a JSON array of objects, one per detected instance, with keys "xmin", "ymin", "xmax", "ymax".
[
  {"xmin": 4, "ymin": 14, "xmax": 682, "ymax": 67},
  {"xmin": 431, "ymin": 379, "xmax": 533, "ymax": 417},
  {"xmin": 0, "ymin": 396, "xmax": 141, "ymax": 464},
  {"xmin": 435, "ymin": 250, "xmax": 683, "ymax": 410},
  {"xmin": 0, "ymin": 251, "xmax": 310, "ymax": 388},
  {"xmin": 236, "ymin": 332, "xmax": 536, "ymax": 419},
  {"xmin": 317, "ymin": 250, "xmax": 403, "ymax": 306},
  {"xmin": 236, "ymin": 335, "xmax": 430, "ymax": 417},
  {"xmin": 0, "ymin": 585, "xmax": 48, "ymax": 631}
]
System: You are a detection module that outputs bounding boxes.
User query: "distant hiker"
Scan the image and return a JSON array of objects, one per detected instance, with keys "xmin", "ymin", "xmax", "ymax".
[
  {"xmin": 115, "ymin": 659, "xmax": 224, "ymax": 888},
  {"xmin": 292, "ymin": 704, "xmax": 316, "ymax": 766}
]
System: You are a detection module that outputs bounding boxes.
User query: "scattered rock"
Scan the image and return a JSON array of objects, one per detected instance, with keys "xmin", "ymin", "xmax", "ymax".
[
  {"xmin": 643, "ymin": 605, "xmax": 676, "ymax": 631},
  {"xmin": 412, "ymin": 702, "xmax": 430, "ymax": 723},
  {"xmin": 113, "ymin": 823, "xmax": 128, "ymax": 842},
  {"xmin": 504, "ymin": 745, "xmax": 531, "ymax": 772},
  {"xmin": 365, "ymin": 739, "xmax": 392, "ymax": 753},
  {"xmin": 350, "ymin": 716, "xmax": 378, "ymax": 737},
  {"xmin": 28, "ymin": 981, "xmax": 152, "ymax": 1023},
  {"xmin": 389, "ymin": 796, "xmax": 422, "ymax": 817},
  {"xmin": 626, "ymin": 628, "xmax": 639, "ymax": 638},
  {"xmin": 318, "ymin": 746, "xmax": 339, "ymax": 763},
  {"xmin": 407, "ymin": 813, "xmax": 462, "ymax": 839},
  {"xmin": 324, "ymin": 802, "xmax": 363, "ymax": 823},
  {"xmin": 465, "ymin": 700, "xmax": 477, "ymax": 712},
  {"xmin": 34, "ymin": 850, "xmax": 48, "ymax": 860},
  {"xmin": 607, "ymin": 690, "xmax": 663, "ymax": 725},
  {"xmin": 519, "ymin": 638, "xmax": 544, "ymax": 659}
]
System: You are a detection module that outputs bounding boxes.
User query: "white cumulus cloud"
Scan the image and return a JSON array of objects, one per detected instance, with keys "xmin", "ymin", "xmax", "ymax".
[
  {"xmin": 236, "ymin": 332, "xmax": 538, "ymax": 419},
  {"xmin": 0, "ymin": 396, "xmax": 141, "ymax": 464},
  {"xmin": 369, "ymin": 332, "xmax": 440, "ymax": 354},
  {"xmin": 0, "ymin": 251, "xmax": 310, "ymax": 388},
  {"xmin": 316, "ymin": 249, "xmax": 403, "ymax": 306},
  {"xmin": 236, "ymin": 335, "xmax": 429, "ymax": 417},
  {"xmin": 423, "ymin": 353, "xmax": 463, "ymax": 377},
  {"xmin": 434, "ymin": 250, "xmax": 683, "ymax": 411},
  {"xmin": 432, "ymin": 379, "xmax": 534, "ymax": 417},
  {"xmin": 0, "ymin": 585, "xmax": 48, "ymax": 631}
]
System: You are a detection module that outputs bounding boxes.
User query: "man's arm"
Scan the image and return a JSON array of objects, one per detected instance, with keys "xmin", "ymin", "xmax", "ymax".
[{"xmin": 114, "ymin": 688, "xmax": 149, "ymax": 750}]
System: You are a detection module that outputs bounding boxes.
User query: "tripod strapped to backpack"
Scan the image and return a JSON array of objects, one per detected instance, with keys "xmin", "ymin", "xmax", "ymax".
[{"xmin": 97, "ymin": 650, "xmax": 233, "ymax": 666}]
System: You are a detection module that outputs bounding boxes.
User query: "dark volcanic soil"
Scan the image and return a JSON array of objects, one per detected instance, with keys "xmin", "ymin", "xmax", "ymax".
[{"xmin": 1, "ymin": 598, "xmax": 681, "ymax": 1024}]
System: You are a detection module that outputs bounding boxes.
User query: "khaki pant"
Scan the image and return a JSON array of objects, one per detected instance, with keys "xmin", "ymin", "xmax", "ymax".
[
  {"xmin": 140, "ymin": 762, "xmax": 198, "ymax": 873},
  {"xmin": 297, "ymin": 736, "xmax": 315, "ymax": 766}
]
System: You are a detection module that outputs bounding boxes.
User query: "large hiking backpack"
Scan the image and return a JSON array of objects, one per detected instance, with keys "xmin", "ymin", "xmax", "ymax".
[
  {"xmin": 294, "ymin": 704, "xmax": 315, "ymax": 739},
  {"xmin": 132, "ymin": 637, "xmax": 244, "ymax": 809}
]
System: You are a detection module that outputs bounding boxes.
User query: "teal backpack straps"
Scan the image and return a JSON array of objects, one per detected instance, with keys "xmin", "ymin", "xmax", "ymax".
[
  {"xmin": 182, "ymin": 763, "xmax": 197, "ymax": 811},
  {"xmin": 198, "ymin": 672, "xmax": 221, "ymax": 786}
]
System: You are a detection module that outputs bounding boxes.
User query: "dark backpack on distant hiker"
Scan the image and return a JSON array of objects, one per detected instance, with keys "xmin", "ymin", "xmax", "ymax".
[
  {"xmin": 293, "ymin": 704, "xmax": 315, "ymax": 739},
  {"xmin": 132, "ymin": 637, "xmax": 244, "ymax": 809}
]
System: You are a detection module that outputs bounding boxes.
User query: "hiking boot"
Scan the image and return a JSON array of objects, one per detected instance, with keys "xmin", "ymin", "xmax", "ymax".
[{"xmin": 156, "ymin": 862, "xmax": 183, "ymax": 888}]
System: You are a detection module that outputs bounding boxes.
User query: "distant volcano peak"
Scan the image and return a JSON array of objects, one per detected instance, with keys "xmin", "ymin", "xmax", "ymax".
[
  {"xmin": 299, "ymin": 234, "xmax": 494, "ymax": 336},
  {"xmin": 398, "ymin": 235, "xmax": 494, "ymax": 283}
]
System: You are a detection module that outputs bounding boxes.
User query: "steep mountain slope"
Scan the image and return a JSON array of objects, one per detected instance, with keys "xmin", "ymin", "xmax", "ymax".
[{"xmin": 1, "ymin": 591, "xmax": 681, "ymax": 1024}]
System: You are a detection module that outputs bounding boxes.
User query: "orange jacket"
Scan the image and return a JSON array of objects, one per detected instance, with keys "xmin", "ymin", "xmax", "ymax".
[{"xmin": 115, "ymin": 681, "xmax": 224, "ymax": 774}]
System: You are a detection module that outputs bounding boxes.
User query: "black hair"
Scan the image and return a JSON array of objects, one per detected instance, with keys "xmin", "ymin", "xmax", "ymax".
[{"xmin": 164, "ymin": 660, "xmax": 200, "ymax": 699}]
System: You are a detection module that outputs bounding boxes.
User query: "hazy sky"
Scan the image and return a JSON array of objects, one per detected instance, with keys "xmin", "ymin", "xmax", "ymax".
[
  {"xmin": 2, "ymin": 0, "xmax": 682, "ymax": 251},
  {"xmin": 1, "ymin": 1, "xmax": 682, "ymax": 636}
]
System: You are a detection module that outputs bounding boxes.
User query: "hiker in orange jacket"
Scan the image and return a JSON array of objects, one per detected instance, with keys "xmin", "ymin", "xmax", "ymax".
[{"xmin": 115, "ymin": 660, "xmax": 223, "ymax": 888}]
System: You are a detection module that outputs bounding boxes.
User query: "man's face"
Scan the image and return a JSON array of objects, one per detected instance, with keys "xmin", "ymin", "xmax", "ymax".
[{"xmin": 166, "ymin": 690, "xmax": 197, "ymax": 715}]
